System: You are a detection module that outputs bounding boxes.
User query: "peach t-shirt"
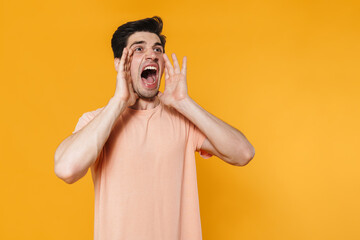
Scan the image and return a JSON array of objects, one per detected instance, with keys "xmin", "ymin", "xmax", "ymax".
[{"xmin": 73, "ymin": 102, "xmax": 211, "ymax": 240}]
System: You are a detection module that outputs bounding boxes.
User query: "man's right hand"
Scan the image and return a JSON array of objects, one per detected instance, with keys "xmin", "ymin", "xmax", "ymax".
[{"xmin": 114, "ymin": 48, "xmax": 139, "ymax": 107}]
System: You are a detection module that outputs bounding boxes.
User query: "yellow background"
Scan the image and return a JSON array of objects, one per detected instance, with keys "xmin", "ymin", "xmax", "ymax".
[{"xmin": 1, "ymin": 0, "xmax": 359, "ymax": 239}]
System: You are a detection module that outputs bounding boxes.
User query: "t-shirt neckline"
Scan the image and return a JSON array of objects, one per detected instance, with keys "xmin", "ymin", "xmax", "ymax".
[{"xmin": 126, "ymin": 102, "xmax": 162, "ymax": 115}]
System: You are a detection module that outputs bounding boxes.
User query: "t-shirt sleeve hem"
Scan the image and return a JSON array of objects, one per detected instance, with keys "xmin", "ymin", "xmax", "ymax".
[
  {"xmin": 196, "ymin": 133, "xmax": 213, "ymax": 159},
  {"xmin": 72, "ymin": 107, "xmax": 104, "ymax": 134}
]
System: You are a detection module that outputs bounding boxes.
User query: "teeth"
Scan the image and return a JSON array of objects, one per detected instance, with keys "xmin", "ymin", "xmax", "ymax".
[
  {"xmin": 145, "ymin": 80, "xmax": 155, "ymax": 85},
  {"xmin": 144, "ymin": 79, "xmax": 156, "ymax": 85},
  {"xmin": 144, "ymin": 66, "xmax": 157, "ymax": 71}
]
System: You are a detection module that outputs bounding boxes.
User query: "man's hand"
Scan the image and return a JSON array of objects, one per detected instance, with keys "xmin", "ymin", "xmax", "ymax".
[
  {"xmin": 158, "ymin": 53, "xmax": 188, "ymax": 107},
  {"xmin": 114, "ymin": 48, "xmax": 139, "ymax": 107}
]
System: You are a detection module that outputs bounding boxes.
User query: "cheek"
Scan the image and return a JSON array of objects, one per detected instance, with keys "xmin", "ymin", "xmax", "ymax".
[
  {"xmin": 130, "ymin": 65, "xmax": 137, "ymax": 78},
  {"xmin": 130, "ymin": 59, "xmax": 141, "ymax": 79}
]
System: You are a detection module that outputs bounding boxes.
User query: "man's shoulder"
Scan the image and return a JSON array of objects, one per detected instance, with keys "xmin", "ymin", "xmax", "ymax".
[
  {"xmin": 81, "ymin": 106, "xmax": 104, "ymax": 119},
  {"xmin": 160, "ymin": 103, "xmax": 184, "ymax": 119},
  {"xmin": 158, "ymin": 103, "xmax": 193, "ymax": 128},
  {"xmin": 72, "ymin": 107, "xmax": 105, "ymax": 134}
]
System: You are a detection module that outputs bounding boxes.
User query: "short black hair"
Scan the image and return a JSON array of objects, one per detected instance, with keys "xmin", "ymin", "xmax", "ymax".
[{"xmin": 111, "ymin": 16, "xmax": 166, "ymax": 59}]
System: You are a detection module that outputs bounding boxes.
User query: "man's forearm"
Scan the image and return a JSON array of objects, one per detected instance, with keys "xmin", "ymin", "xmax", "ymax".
[
  {"xmin": 54, "ymin": 96, "xmax": 127, "ymax": 183},
  {"xmin": 173, "ymin": 96, "xmax": 255, "ymax": 165}
]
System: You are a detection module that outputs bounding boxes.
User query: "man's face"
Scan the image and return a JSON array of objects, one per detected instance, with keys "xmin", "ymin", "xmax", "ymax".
[{"xmin": 126, "ymin": 31, "xmax": 165, "ymax": 99}]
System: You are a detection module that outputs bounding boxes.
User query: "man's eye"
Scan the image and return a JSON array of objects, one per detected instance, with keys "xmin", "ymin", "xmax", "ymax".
[
  {"xmin": 134, "ymin": 47, "xmax": 142, "ymax": 51},
  {"xmin": 154, "ymin": 48, "xmax": 163, "ymax": 53}
]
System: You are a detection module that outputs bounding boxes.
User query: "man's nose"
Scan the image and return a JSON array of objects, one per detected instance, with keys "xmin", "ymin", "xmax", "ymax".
[{"xmin": 145, "ymin": 49, "xmax": 157, "ymax": 60}]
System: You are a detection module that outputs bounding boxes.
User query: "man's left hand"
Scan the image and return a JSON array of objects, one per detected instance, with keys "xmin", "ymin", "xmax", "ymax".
[{"xmin": 158, "ymin": 53, "xmax": 188, "ymax": 107}]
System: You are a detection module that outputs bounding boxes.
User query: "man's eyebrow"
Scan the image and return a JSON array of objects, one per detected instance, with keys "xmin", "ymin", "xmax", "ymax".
[
  {"xmin": 129, "ymin": 41, "xmax": 145, "ymax": 48},
  {"xmin": 154, "ymin": 42, "xmax": 163, "ymax": 48},
  {"xmin": 129, "ymin": 41, "xmax": 163, "ymax": 49}
]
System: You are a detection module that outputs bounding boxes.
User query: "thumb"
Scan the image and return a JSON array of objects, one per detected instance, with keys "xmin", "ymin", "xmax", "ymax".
[{"xmin": 157, "ymin": 91, "xmax": 165, "ymax": 102}]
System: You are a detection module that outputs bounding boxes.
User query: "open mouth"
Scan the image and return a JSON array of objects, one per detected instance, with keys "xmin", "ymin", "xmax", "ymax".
[{"xmin": 141, "ymin": 65, "xmax": 158, "ymax": 88}]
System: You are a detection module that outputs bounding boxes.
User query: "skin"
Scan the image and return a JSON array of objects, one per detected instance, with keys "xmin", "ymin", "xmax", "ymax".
[
  {"xmin": 113, "ymin": 31, "xmax": 165, "ymax": 110},
  {"xmin": 54, "ymin": 31, "xmax": 255, "ymax": 184}
]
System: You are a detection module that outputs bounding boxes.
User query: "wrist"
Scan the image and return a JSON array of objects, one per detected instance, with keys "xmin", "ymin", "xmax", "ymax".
[
  {"xmin": 172, "ymin": 95, "xmax": 193, "ymax": 113},
  {"xmin": 107, "ymin": 96, "xmax": 128, "ymax": 115}
]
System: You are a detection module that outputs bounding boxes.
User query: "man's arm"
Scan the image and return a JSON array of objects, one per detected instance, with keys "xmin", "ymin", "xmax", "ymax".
[
  {"xmin": 54, "ymin": 48, "xmax": 137, "ymax": 184},
  {"xmin": 174, "ymin": 97, "xmax": 255, "ymax": 166},
  {"xmin": 159, "ymin": 53, "xmax": 255, "ymax": 166}
]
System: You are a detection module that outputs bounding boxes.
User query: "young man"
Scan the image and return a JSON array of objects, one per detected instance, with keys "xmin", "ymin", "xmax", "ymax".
[{"xmin": 54, "ymin": 16, "xmax": 255, "ymax": 240}]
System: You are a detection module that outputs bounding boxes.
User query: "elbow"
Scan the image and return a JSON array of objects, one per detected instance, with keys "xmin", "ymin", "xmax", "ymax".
[
  {"xmin": 56, "ymin": 174, "xmax": 78, "ymax": 184},
  {"xmin": 54, "ymin": 156, "xmax": 81, "ymax": 184},
  {"xmin": 54, "ymin": 163, "xmax": 77, "ymax": 184},
  {"xmin": 233, "ymin": 146, "xmax": 255, "ymax": 167}
]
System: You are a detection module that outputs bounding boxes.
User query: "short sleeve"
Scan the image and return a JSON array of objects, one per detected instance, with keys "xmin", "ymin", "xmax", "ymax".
[
  {"xmin": 72, "ymin": 107, "xmax": 104, "ymax": 134},
  {"xmin": 191, "ymin": 124, "xmax": 213, "ymax": 159},
  {"xmin": 72, "ymin": 113, "xmax": 92, "ymax": 134}
]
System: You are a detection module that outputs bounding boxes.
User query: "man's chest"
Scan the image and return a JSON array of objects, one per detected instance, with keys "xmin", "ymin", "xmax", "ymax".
[
  {"xmin": 98, "ymin": 116, "xmax": 191, "ymax": 185},
  {"xmin": 102, "ymin": 115, "xmax": 190, "ymax": 167}
]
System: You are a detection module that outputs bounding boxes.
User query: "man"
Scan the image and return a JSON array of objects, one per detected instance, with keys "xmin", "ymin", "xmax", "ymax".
[{"xmin": 54, "ymin": 16, "xmax": 255, "ymax": 240}]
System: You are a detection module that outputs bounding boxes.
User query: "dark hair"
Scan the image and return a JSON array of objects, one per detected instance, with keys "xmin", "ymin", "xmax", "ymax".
[{"xmin": 111, "ymin": 16, "xmax": 166, "ymax": 59}]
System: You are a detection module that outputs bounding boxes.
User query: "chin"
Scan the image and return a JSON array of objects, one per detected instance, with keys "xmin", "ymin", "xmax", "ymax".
[
  {"xmin": 137, "ymin": 88, "xmax": 159, "ymax": 99},
  {"xmin": 136, "ymin": 79, "xmax": 161, "ymax": 99}
]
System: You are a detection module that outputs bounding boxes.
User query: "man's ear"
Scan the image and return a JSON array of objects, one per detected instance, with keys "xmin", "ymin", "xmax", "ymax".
[{"xmin": 114, "ymin": 58, "xmax": 120, "ymax": 72}]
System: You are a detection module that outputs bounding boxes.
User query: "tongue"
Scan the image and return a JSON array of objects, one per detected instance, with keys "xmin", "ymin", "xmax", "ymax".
[{"xmin": 143, "ymin": 73, "xmax": 156, "ymax": 83}]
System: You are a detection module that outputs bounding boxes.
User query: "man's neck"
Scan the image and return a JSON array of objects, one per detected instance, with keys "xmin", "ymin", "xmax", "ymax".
[{"xmin": 130, "ymin": 96, "xmax": 160, "ymax": 110}]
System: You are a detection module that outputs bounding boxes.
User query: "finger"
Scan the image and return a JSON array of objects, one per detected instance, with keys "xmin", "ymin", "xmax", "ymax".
[
  {"xmin": 163, "ymin": 53, "xmax": 174, "ymax": 76},
  {"xmin": 172, "ymin": 53, "xmax": 181, "ymax": 74},
  {"xmin": 165, "ymin": 67, "xmax": 169, "ymax": 80},
  {"xmin": 125, "ymin": 48, "xmax": 133, "ymax": 73},
  {"xmin": 126, "ymin": 49, "xmax": 135, "ymax": 83},
  {"xmin": 181, "ymin": 56, "xmax": 187, "ymax": 75},
  {"xmin": 128, "ymin": 47, "xmax": 134, "ymax": 57},
  {"xmin": 118, "ymin": 48, "xmax": 128, "ymax": 72},
  {"xmin": 127, "ymin": 47, "xmax": 134, "ymax": 62}
]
